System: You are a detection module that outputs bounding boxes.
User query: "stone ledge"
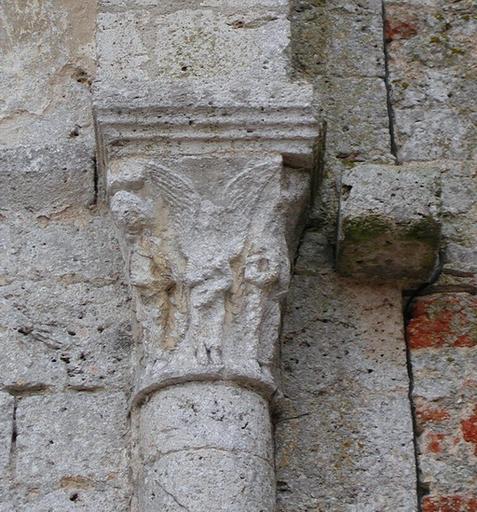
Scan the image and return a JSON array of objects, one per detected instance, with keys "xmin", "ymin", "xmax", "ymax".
[{"xmin": 336, "ymin": 163, "xmax": 442, "ymax": 284}]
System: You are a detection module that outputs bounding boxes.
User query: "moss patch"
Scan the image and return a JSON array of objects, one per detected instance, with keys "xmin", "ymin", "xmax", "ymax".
[
  {"xmin": 401, "ymin": 216, "xmax": 441, "ymax": 247},
  {"xmin": 342, "ymin": 215, "xmax": 391, "ymax": 242}
]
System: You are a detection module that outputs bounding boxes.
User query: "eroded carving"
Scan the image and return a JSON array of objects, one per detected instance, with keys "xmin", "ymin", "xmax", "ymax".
[{"xmin": 108, "ymin": 154, "xmax": 299, "ymax": 399}]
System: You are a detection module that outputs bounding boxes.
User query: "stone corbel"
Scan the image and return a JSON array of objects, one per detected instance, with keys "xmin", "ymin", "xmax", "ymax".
[
  {"xmin": 95, "ymin": 85, "xmax": 317, "ymax": 511},
  {"xmin": 337, "ymin": 163, "xmax": 442, "ymax": 286}
]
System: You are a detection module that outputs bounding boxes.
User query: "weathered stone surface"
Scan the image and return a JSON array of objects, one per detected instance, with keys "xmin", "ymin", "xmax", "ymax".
[
  {"xmin": 140, "ymin": 382, "xmax": 272, "ymax": 460},
  {"xmin": 337, "ymin": 163, "xmax": 442, "ymax": 283},
  {"xmin": 276, "ymin": 260, "xmax": 417, "ymax": 510},
  {"xmin": 401, "ymin": 157, "xmax": 477, "ymax": 508},
  {"xmin": 0, "ymin": 1, "xmax": 95, "ymax": 149},
  {"xmin": 15, "ymin": 487, "xmax": 130, "ymax": 512},
  {"xmin": 440, "ymin": 161, "xmax": 477, "ymax": 274},
  {"xmin": 0, "ymin": 209, "xmax": 123, "ymax": 284},
  {"xmin": 97, "ymin": 2, "xmax": 289, "ymax": 85},
  {"xmin": 290, "ymin": 3, "xmax": 385, "ymax": 79},
  {"xmin": 0, "ymin": 143, "xmax": 95, "ymax": 213},
  {"xmin": 313, "ymin": 76, "xmax": 393, "ymax": 164},
  {"xmin": 386, "ymin": 0, "xmax": 477, "ymax": 162},
  {"xmin": 15, "ymin": 392, "xmax": 129, "ymax": 490},
  {"xmin": 0, "ymin": 280, "xmax": 132, "ymax": 391},
  {"xmin": 95, "ymin": 1, "xmax": 317, "ymax": 510},
  {"xmin": 408, "ymin": 293, "xmax": 477, "ymax": 504},
  {"xmin": 2, "ymin": 0, "xmax": 476, "ymax": 509},
  {"xmin": 138, "ymin": 382, "xmax": 275, "ymax": 512},
  {"xmin": 0, "ymin": 393, "xmax": 13, "ymax": 475}
]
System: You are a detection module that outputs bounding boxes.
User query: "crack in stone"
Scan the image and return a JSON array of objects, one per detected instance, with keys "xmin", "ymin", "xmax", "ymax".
[
  {"xmin": 156, "ymin": 481, "xmax": 191, "ymax": 511},
  {"xmin": 403, "ymin": 251, "xmax": 445, "ymax": 512},
  {"xmin": 8, "ymin": 396, "xmax": 18, "ymax": 477},
  {"xmin": 146, "ymin": 446, "xmax": 273, "ymax": 469},
  {"xmin": 381, "ymin": 0, "xmax": 399, "ymax": 163}
]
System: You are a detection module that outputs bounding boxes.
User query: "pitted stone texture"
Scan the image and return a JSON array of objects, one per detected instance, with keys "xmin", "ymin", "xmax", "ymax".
[
  {"xmin": 290, "ymin": 2, "xmax": 385, "ymax": 79},
  {"xmin": 138, "ymin": 382, "xmax": 274, "ymax": 512},
  {"xmin": 15, "ymin": 392, "xmax": 129, "ymax": 497},
  {"xmin": 0, "ymin": 143, "xmax": 95, "ymax": 213},
  {"xmin": 337, "ymin": 163, "xmax": 441, "ymax": 283},
  {"xmin": 0, "ymin": 210, "xmax": 123, "ymax": 285},
  {"xmin": 97, "ymin": 3, "xmax": 290, "ymax": 85},
  {"xmin": 140, "ymin": 450, "xmax": 275, "ymax": 512},
  {"xmin": 313, "ymin": 77, "xmax": 393, "ymax": 165},
  {"xmin": 0, "ymin": 1, "xmax": 95, "ymax": 148},
  {"xmin": 276, "ymin": 261, "xmax": 417, "ymax": 511},
  {"xmin": 140, "ymin": 382, "xmax": 273, "ymax": 462},
  {"xmin": 385, "ymin": 0, "xmax": 477, "ymax": 162},
  {"xmin": 440, "ymin": 161, "xmax": 477, "ymax": 274},
  {"xmin": 15, "ymin": 487, "xmax": 130, "ymax": 512},
  {"xmin": 0, "ymin": 280, "xmax": 133, "ymax": 391}
]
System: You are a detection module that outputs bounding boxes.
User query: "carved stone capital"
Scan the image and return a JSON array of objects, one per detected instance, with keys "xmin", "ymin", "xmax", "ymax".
[{"xmin": 95, "ymin": 91, "xmax": 317, "ymax": 403}]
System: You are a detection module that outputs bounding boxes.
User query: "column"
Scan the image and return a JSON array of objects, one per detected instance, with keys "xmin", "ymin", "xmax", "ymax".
[{"xmin": 94, "ymin": 1, "xmax": 317, "ymax": 510}]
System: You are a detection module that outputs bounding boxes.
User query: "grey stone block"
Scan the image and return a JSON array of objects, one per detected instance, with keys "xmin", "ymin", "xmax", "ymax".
[
  {"xmin": 337, "ymin": 163, "xmax": 442, "ymax": 284},
  {"xmin": 15, "ymin": 392, "xmax": 129, "ymax": 488},
  {"xmin": 0, "ymin": 280, "xmax": 133, "ymax": 390}
]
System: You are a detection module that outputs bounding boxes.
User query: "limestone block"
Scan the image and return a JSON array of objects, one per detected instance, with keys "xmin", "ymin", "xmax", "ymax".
[
  {"xmin": 385, "ymin": 0, "xmax": 477, "ymax": 162},
  {"xmin": 0, "ymin": 210, "xmax": 123, "ymax": 284},
  {"xmin": 337, "ymin": 163, "xmax": 442, "ymax": 283},
  {"xmin": 276, "ymin": 268, "xmax": 417, "ymax": 510},
  {"xmin": 291, "ymin": 6, "xmax": 384, "ymax": 79},
  {"xmin": 0, "ymin": 1, "xmax": 95, "ymax": 149},
  {"xmin": 394, "ymin": 108, "xmax": 477, "ymax": 162},
  {"xmin": 15, "ymin": 392, "xmax": 129, "ymax": 488},
  {"xmin": 313, "ymin": 76, "xmax": 393, "ymax": 163},
  {"xmin": 0, "ymin": 143, "xmax": 95, "ymax": 213},
  {"xmin": 0, "ymin": 280, "xmax": 133, "ymax": 390},
  {"xmin": 97, "ymin": 3, "xmax": 289, "ymax": 85}
]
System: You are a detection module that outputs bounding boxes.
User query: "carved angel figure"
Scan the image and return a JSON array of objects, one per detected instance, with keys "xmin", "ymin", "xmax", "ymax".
[{"xmin": 148, "ymin": 160, "xmax": 282, "ymax": 365}]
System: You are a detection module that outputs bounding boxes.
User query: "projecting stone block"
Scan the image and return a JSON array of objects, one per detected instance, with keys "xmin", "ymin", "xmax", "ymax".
[{"xmin": 337, "ymin": 164, "xmax": 442, "ymax": 284}]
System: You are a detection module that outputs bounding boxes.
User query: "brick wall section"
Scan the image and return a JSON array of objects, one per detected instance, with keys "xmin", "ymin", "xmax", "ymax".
[{"xmin": 386, "ymin": 0, "xmax": 477, "ymax": 507}]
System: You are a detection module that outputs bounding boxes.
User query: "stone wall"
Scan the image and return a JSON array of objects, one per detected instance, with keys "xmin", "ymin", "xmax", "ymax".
[
  {"xmin": 0, "ymin": 2, "xmax": 133, "ymax": 509},
  {"xmin": 387, "ymin": 0, "xmax": 477, "ymax": 508},
  {"xmin": 0, "ymin": 1, "xmax": 476, "ymax": 511}
]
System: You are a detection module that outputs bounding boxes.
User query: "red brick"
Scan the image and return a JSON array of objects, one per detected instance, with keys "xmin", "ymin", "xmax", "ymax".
[
  {"xmin": 461, "ymin": 406, "xmax": 477, "ymax": 456},
  {"xmin": 416, "ymin": 406, "xmax": 451, "ymax": 425},
  {"xmin": 407, "ymin": 295, "xmax": 477, "ymax": 350},
  {"xmin": 423, "ymin": 496, "xmax": 477, "ymax": 512}
]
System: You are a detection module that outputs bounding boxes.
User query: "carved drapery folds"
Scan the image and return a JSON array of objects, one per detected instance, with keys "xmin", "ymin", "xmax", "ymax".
[{"xmin": 95, "ymin": 2, "xmax": 317, "ymax": 509}]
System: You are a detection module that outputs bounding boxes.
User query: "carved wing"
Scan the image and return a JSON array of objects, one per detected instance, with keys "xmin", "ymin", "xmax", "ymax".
[
  {"xmin": 148, "ymin": 162, "xmax": 201, "ymax": 234},
  {"xmin": 224, "ymin": 161, "xmax": 277, "ymax": 218}
]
